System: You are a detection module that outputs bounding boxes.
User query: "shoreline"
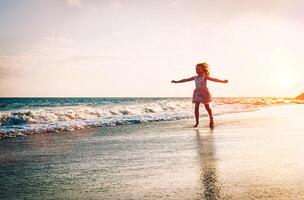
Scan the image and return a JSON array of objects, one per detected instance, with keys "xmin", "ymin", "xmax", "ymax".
[
  {"xmin": 1, "ymin": 97, "xmax": 304, "ymax": 140},
  {"xmin": 0, "ymin": 103, "xmax": 283, "ymax": 140},
  {"xmin": 1, "ymin": 104, "xmax": 304, "ymax": 199}
]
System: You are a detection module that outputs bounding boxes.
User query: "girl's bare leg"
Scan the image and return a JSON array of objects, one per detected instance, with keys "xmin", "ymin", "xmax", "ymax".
[
  {"xmin": 204, "ymin": 104, "xmax": 214, "ymax": 128},
  {"xmin": 194, "ymin": 102, "xmax": 200, "ymax": 127}
]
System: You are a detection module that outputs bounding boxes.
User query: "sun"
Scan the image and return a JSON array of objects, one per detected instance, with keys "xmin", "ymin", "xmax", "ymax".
[
  {"xmin": 274, "ymin": 71, "xmax": 296, "ymax": 94},
  {"xmin": 276, "ymin": 75, "xmax": 293, "ymax": 89},
  {"xmin": 267, "ymin": 51, "xmax": 298, "ymax": 96}
]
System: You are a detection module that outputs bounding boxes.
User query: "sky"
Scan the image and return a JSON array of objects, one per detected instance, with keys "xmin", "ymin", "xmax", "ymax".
[{"xmin": 0, "ymin": 0, "xmax": 303, "ymax": 97}]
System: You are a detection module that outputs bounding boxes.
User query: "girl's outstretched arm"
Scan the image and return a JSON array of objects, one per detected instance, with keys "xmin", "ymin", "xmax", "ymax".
[
  {"xmin": 207, "ymin": 77, "xmax": 228, "ymax": 83},
  {"xmin": 171, "ymin": 76, "xmax": 195, "ymax": 83}
]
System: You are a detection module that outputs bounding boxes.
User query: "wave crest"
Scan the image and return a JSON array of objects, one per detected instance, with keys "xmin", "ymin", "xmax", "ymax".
[{"xmin": 1, "ymin": 97, "xmax": 304, "ymax": 138}]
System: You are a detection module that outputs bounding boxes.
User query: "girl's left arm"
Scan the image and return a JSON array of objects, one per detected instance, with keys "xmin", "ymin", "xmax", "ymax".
[{"xmin": 207, "ymin": 77, "xmax": 228, "ymax": 83}]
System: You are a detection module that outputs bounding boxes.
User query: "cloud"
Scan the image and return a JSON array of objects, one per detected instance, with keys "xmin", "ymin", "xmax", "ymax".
[
  {"xmin": 65, "ymin": 0, "xmax": 82, "ymax": 8},
  {"xmin": 0, "ymin": 56, "xmax": 29, "ymax": 78},
  {"xmin": 0, "ymin": 35, "xmax": 75, "ymax": 78},
  {"xmin": 111, "ymin": 0, "xmax": 121, "ymax": 8},
  {"xmin": 44, "ymin": 36, "xmax": 73, "ymax": 45},
  {"xmin": 64, "ymin": 0, "xmax": 99, "ymax": 11},
  {"xmin": 0, "ymin": 65, "xmax": 10, "ymax": 78},
  {"xmin": 170, "ymin": 1, "xmax": 179, "ymax": 6}
]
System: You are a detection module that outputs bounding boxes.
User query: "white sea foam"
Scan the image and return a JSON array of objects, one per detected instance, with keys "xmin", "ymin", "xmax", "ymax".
[{"xmin": 0, "ymin": 98, "xmax": 303, "ymax": 138}]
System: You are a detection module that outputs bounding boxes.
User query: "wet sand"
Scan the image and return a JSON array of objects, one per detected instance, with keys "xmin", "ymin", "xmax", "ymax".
[{"xmin": 1, "ymin": 105, "xmax": 304, "ymax": 199}]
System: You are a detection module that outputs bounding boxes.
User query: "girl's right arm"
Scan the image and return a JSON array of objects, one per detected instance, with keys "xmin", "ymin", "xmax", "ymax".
[{"xmin": 171, "ymin": 76, "xmax": 195, "ymax": 83}]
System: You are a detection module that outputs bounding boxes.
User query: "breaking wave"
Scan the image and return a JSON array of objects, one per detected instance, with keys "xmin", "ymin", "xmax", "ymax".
[{"xmin": 1, "ymin": 97, "xmax": 303, "ymax": 138}]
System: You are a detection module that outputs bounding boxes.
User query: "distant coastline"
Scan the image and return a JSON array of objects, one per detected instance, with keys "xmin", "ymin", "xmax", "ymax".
[{"xmin": 296, "ymin": 93, "xmax": 304, "ymax": 100}]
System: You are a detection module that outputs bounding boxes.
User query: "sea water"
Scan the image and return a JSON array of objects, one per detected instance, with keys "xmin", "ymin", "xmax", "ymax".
[{"xmin": 0, "ymin": 97, "xmax": 303, "ymax": 138}]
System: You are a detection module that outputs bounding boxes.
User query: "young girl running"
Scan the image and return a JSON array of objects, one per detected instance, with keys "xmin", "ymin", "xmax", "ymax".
[{"xmin": 171, "ymin": 62, "xmax": 228, "ymax": 128}]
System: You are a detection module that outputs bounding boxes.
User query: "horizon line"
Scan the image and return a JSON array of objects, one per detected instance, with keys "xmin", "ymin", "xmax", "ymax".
[{"xmin": 0, "ymin": 96, "xmax": 299, "ymax": 98}]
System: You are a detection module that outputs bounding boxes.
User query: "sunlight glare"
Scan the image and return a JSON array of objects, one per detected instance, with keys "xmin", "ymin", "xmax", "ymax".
[{"xmin": 275, "ymin": 73, "xmax": 295, "ymax": 90}]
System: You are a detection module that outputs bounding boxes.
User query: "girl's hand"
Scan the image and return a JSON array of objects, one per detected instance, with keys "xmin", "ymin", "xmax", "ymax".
[
  {"xmin": 223, "ymin": 80, "xmax": 228, "ymax": 83},
  {"xmin": 171, "ymin": 80, "xmax": 177, "ymax": 83}
]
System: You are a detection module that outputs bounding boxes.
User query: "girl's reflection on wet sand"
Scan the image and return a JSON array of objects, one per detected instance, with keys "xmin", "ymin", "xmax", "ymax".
[{"xmin": 195, "ymin": 129, "xmax": 221, "ymax": 200}]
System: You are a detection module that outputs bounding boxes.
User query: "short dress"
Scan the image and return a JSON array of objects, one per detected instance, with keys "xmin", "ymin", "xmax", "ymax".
[{"xmin": 192, "ymin": 75, "xmax": 212, "ymax": 104}]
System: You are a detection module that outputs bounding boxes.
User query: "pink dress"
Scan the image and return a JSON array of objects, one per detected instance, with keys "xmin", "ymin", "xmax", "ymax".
[{"xmin": 192, "ymin": 75, "xmax": 212, "ymax": 104}]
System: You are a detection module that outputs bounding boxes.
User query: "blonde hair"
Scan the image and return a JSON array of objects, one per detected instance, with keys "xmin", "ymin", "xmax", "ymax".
[{"xmin": 196, "ymin": 62, "xmax": 210, "ymax": 76}]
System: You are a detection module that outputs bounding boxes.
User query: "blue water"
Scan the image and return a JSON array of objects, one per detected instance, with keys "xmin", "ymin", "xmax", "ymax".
[
  {"xmin": 0, "ymin": 97, "xmax": 179, "ymax": 111},
  {"xmin": 0, "ymin": 97, "xmax": 302, "ymax": 138}
]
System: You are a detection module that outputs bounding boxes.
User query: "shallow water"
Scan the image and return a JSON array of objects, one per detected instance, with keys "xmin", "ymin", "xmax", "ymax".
[
  {"xmin": 1, "ymin": 105, "xmax": 304, "ymax": 199},
  {"xmin": 0, "ymin": 122, "xmax": 201, "ymax": 199}
]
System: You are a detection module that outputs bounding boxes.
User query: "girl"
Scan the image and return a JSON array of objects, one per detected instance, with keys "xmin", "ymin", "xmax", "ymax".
[{"xmin": 171, "ymin": 62, "xmax": 228, "ymax": 128}]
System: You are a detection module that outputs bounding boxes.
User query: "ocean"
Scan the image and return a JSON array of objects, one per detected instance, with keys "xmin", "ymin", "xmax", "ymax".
[
  {"xmin": 1, "ymin": 99, "xmax": 304, "ymax": 199},
  {"xmin": 0, "ymin": 97, "xmax": 303, "ymax": 138}
]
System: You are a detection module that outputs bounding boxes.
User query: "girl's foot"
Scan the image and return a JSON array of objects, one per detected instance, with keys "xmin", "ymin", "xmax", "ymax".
[
  {"xmin": 193, "ymin": 122, "xmax": 199, "ymax": 128},
  {"xmin": 209, "ymin": 117, "xmax": 214, "ymax": 129}
]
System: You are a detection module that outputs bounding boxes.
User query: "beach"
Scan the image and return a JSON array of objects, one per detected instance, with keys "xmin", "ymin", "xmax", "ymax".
[
  {"xmin": 2, "ymin": 0, "xmax": 304, "ymax": 199},
  {"xmin": 1, "ymin": 104, "xmax": 304, "ymax": 199}
]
